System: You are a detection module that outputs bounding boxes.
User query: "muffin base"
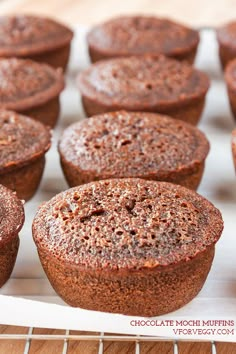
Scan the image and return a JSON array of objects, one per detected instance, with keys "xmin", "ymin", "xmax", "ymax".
[
  {"xmin": 218, "ymin": 44, "xmax": 236, "ymax": 69},
  {"xmin": 81, "ymin": 96, "xmax": 205, "ymax": 125},
  {"xmin": 89, "ymin": 47, "xmax": 197, "ymax": 65},
  {"xmin": 37, "ymin": 246, "xmax": 214, "ymax": 317},
  {"xmin": 20, "ymin": 96, "xmax": 60, "ymax": 128},
  {"xmin": 227, "ymin": 87, "xmax": 236, "ymax": 121},
  {"xmin": 60, "ymin": 156, "xmax": 205, "ymax": 190},
  {"xmin": 1, "ymin": 43, "xmax": 71, "ymax": 72},
  {"xmin": 171, "ymin": 47, "xmax": 197, "ymax": 65},
  {"xmin": 0, "ymin": 236, "xmax": 19, "ymax": 288},
  {"xmin": 0, "ymin": 156, "xmax": 46, "ymax": 201}
]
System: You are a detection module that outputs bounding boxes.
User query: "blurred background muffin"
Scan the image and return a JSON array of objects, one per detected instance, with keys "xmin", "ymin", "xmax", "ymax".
[
  {"xmin": 0, "ymin": 184, "xmax": 24, "ymax": 288},
  {"xmin": 0, "ymin": 110, "xmax": 51, "ymax": 201},
  {"xmin": 0, "ymin": 15, "xmax": 73, "ymax": 71},
  {"xmin": 0, "ymin": 58, "xmax": 64, "ymax": 127},
  {"xmin": 78, "ymin": 55, "xmax": 209, "ymax": 125},
  {"xmin": 217, "ymin": 21, "xmax": 236, "ymax": 68},
  {"xmin": 87, "ymin": 16, "xmax": 199, "ymax": 64}
]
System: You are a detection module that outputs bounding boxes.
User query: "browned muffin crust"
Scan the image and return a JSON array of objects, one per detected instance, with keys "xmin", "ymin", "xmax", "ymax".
[
  {"xmin": 0, "ymin": 110, "xmax": 51, "ymax": 173},
  {"xmin": 0, "ymin": 184, "xmax": 24, "ymax": 246},
  {"xmin": 78, "ymin": 56, "xmax": 209, "ymax": 124},
  {"xmin": 87, "ymin": 16, "xmax": 199, "ymax": 63},
  {"xmin": 217, "ymin": 22, "xmax": 236, "ymax": 68},
  {"xmin": 0, "ymin": 58, "xmax": 64, "ymax": 126},
  {"xmin": 232, "ymin": 129, "xmax": 236, "ymax": 170},
  {"xmin": 0, "ymin": 58, "xmax": 64, "ymax": 111},
  {"xmin": 0, "ymin": 110, "xmax": 51, "ymax": 200},
  {"xmin": 33, "ymin": 179, "xmax": 223, "ymax": 268},
  {"xmin": 0, "ymin": 184, "xmax": 24, "ymax": 287},
  {"xmin": 225, "ymin": 57, "xmax": 236, "ymax": 91},
  {"xmin": 33, "ymin": 179, "xmax": 223, "ymax": 316},
  {"xmin": 225, "ymin": 58, "xmax": 236, "ymax": 120},
  {"xmin": 0, "ymin": 15, "xmax": 73, "ymax": 70},
  {"xmin": 59, "ymin": 111, "xmax": 209, "ymax": 189},
  {"xmin": 0, "ymin": 15, "xmax": 73, "ymax": 55}
]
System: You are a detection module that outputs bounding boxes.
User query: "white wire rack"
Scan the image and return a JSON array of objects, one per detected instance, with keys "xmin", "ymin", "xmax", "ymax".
[{"xmin": 0, "ymin": 327, "xmax": 218, "ymax": 353}]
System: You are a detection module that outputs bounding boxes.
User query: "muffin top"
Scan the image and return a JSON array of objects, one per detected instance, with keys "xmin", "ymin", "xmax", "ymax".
[
  {"xmin": 0, "ymin": 110, "xmax": 51, "ymax": 174},
  {"xmin": 0, "ymin": 58, "xmax": 64, "ymax": 110},
  {"xmin": 78, "ymin": 56, "xmax": 209, "ymax": 109},
  {"xmin": 217, "ymin": 21, "xmax": 236, "ymax": 47},
  {"xmin": 59, "ymin": 111, "xmax": 209, "ymax": 179},
  {"xmin": 87, "ymin": 16, "xmax": 199, "ymax": 57},
  {"xmin": 0, "ymin": 15, "xmax": 73, "ymax": 56},
  {"xmin": 0, "ymin": 184, "xmax": 24, "ymax": 245},
  {"xmin": 33, "ymin": 179, "xmax": 223, "ymax": 270}
]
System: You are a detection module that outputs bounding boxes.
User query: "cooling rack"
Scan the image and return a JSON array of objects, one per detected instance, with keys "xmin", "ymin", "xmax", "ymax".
[{"xmin": 0, "ymin": 327, "xmax": 219, "ymax": 354}]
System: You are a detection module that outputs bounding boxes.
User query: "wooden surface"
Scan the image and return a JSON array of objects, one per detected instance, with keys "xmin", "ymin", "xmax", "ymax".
[
  {"xmin": 0, "ymin": 0, "xmax": 236, "ymax": 353},
  {"xmin": 0, "ymin": 0, "xmax": 235, "ymax": 27},
  {"xmin": 0, "ymin": 326, "xmax": 236, "ymax": 354}
]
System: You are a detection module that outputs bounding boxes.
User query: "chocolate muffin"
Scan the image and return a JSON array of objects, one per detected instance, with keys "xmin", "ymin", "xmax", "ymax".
[
  {"xmin": 59, "ymin": 111, "xmax": 209, "ymax": 190},
  {"xmin": 32, "ymin": 179, "xmax": 223, "ymax": 317},
  {"xmin": 225, "ymin": 58, "xmax": 236, "ymax": 120},
  {"xmin": 0, "ymin": 58, "xmax": 64, "ymax": 127},
  {"xmin": 78, "ymin": 55, "xmax": 210, "ymax": 125},
  {"xmin": 0, "ymin": 184, "xmax": 24, "ymax": 288},
  {"xmin": 87, "ymin": 16, "xmax": 199, "ymax": 64},
  {"xmin": 0, "ymin": 110, "xmax": 51, "ymax": 201},
  {"xmin": 0, "ymin": 15, "xmax": 73, "ymax": 70},
  {"xmin": 232, "ymin": 129, "xmax": 236, "ymax": 170},
  {"xmin": 217, "ymin": 22, "xmax": 236, "ymax": 68}
]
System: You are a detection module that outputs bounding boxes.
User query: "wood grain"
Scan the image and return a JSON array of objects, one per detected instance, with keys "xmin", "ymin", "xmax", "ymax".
[
  {"xmin": 28, "ymin": 328, "xmax": 65, "ymax": 354},
  {"xmin": 0, "ymin": 326, "xmax": 236, "ymax": 353},
  {"xmin": 0, "ymin": 325, "xmax": 28, "ymax": 354}
]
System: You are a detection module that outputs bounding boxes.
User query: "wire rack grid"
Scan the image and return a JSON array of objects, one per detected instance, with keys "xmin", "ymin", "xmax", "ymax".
[{"xmin": 0, "ymin": 327, "xmax": 218, "ymax": 354}]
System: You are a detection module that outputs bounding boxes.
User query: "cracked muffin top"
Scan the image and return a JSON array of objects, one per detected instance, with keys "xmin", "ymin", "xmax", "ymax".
[
  {"xmin": 33, "ymin": 179, "xmax": 223, "ymax": 270},
  {"xmin": 59, "ymin": 111, "xmax": 209, "ymax": 179}
]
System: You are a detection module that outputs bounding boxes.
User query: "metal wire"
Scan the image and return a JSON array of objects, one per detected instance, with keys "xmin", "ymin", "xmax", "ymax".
[
  {"xmin": 0, "ymin": 327, "xmax": 218, "ymax": 354},
  {"xmin": 98, "ymin": 332, "xmax": 104, "ymax": 354},
  {"xmin": 23, "ymin": 327, "xmax": 33, "ymax": 354},
  {"xmin": 62, "ymin": 329, "xmax": 70, "ymax": 354},
  {"xmin": 173, "ymin": 340, "xmax": 179, "ymax": 354},
  {"xmin": 0, "ymin": 333, "xmax": 218, "ymax": 342},
  {"xmin": 135, "ymin": 336, "xmax": 140, "ymax": 354},
  {"xmin": 212, "ymin": 341, "xmax": 217, "ymax": 354}
]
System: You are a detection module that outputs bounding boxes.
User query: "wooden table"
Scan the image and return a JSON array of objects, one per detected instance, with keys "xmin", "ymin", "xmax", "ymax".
[
  {"xmin": 0, "ymin": 325, "xmax": 236, "ymax": 354},
  {"xmin": 0, "ymin": 0, "xmax": 235, "ymax": 352}
]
